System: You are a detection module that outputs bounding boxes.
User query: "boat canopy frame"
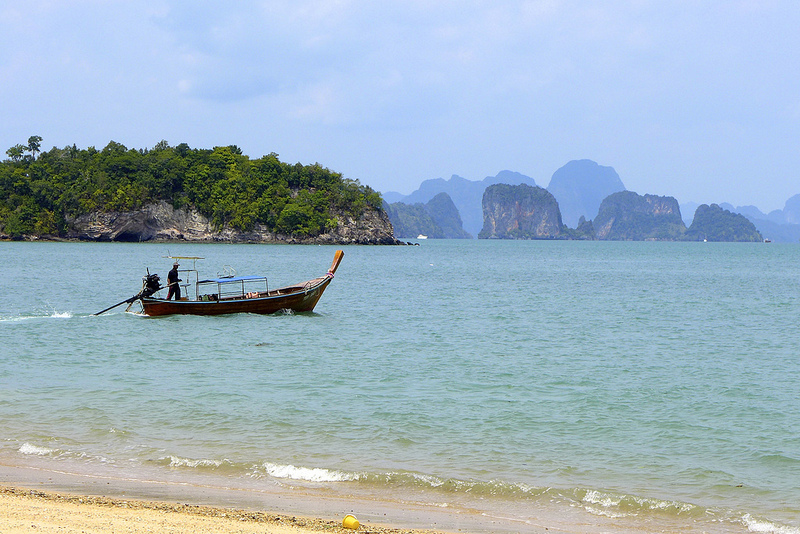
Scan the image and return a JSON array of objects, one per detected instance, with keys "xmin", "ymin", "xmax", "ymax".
[
  {"xmin": 165, "ymin": 256, "xmax": 271, "ymax": 302},
  {"xmin": 197, "ymin": 276, "xmax": 269, "ymax": 301}
]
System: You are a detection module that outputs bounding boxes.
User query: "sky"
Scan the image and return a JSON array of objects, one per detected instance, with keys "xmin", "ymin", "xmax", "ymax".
[{"xmin": 2, "ymin": 1, "xmax": 799, "ymax": 212}]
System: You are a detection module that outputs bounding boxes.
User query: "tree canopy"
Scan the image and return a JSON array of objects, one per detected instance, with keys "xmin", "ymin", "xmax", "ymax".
[{"xmin": 0, "ymin": 138, "xmax": 382, "ymax": 239}]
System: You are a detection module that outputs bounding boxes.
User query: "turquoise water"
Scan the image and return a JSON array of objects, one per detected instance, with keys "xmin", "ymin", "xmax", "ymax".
[{"xmin": 1, "ymin": 241, "xmax": 798, "ymax": 532}]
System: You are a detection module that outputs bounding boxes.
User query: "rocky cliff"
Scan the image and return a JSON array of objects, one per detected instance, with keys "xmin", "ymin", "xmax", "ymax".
[
  {"xmin": 425, "ymin": 192, "xmax": 472, "ymax": 238},
  {"xmin": 478, "ymin": 184, "xmax": 564, "ymax": 239},
  {"xmin": 385, "ymin": 192, "xmax": 472, "ymax": 238},
  {"xmin": 594, "ymin": 191, "xmax": 686, "ymax": 240},
  {"xmin": 61, "ymin": 201, "xmax": 401, "ymax": 244},
  {"xmin": 383, "ymin": 202, "xmax": 441, "ymax": 238},
  {"xmin": 383, "ymin": 171, "xmax": 538, "ymax": 237}
]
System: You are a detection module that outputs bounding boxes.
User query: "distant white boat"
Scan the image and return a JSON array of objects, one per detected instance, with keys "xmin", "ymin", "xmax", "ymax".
[{"xmin": 417, "ymin": 234, "xmax": 428, "ymax": 239}]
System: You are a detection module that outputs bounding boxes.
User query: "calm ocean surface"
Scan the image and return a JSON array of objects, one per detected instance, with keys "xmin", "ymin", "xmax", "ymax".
[{"xmin": 1, "ymin": 240, "xmax": 798, "ymax": 533}]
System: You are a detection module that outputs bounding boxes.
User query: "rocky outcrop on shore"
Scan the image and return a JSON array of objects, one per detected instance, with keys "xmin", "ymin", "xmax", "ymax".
[{"xmin": 60, "ymin": 201, "xmax": 401, "ymax": 244}]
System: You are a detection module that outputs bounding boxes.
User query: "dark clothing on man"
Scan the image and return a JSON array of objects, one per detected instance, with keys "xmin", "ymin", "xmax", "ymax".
[{"xmin": 166, "ymin": 265, "xmax": 181, "ymax": 300}]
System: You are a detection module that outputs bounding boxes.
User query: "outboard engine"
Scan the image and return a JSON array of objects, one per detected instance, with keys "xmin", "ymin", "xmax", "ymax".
[
  {"xmin": 93, "ymin": 271, "xmax": 164, "ymax": 316},
  {"xmin": 141, "ymin": 273, "xmax": 161, "ymax": 298}
]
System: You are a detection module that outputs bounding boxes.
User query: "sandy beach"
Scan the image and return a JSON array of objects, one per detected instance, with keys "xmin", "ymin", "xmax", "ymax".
[
  {"xmin": 0, "ymin": 461, "xmax": 763, "ymax": 534},
  {"xmin": 0, "ymin": 486, "xmax": 442, "ymax": 534},
  {"xmin": 0, "ymin": 462, "xmax": 546, "ymax": 534}
]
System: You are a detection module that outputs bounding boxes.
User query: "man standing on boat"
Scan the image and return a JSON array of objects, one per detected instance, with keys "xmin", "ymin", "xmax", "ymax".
[{"xmin": 166, "ymin": 261, "xmax": 182, "ymax": 300}]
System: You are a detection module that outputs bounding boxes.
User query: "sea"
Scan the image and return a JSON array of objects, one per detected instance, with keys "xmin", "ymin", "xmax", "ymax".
[{"xmin": 0, "ymin": 240, "xmax": 798, "ymax": 533}]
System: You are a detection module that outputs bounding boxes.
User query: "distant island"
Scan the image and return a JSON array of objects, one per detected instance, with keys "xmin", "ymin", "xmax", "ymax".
[
  {"xmin": 683, "ymin": 203, "xmax": 763, "ymax": 242},
  {"xmin": 479, "ymin": 185, "xmax": 763, "ymax": 242},
  {"xmin": 384, "ymin": 192, "xmax": 471, "ymax": 239},
  {"xmin": 1, "ymin": 137, "xmax": 400, "ymax": 244},
  {"xmin": 478, "ymin": 183, "xmax": 564, "ymax": 239},
  {"xmin": 547, "ymin": 160, "xmax": 626, "ymax": 228},
  {"xmin": 593, "ymin": 191, "xmax": 686, "ymax": 241},
  {"xmin": 384, "ymin": 170, "xmax": 537, "ymax": 238},
  {"xmin": 386, "ymin": 159, "xmax": 799, "ymax": 242}
]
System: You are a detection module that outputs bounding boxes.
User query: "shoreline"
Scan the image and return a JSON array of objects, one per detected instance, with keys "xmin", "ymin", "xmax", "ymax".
[
  {"xmin": 0, "ymin": 462, "xmax": 535, "ymax": 534},
  {"xmin": 0, "ymin": 460, "xmax": 774, "ymax": 534},
  {"xmin": 0, "ymin": 236, "xmax": 408, "ymax": 245},
  {"xmin": 0, "ymin": 485, "xmax": 441, "ymax": 534}
]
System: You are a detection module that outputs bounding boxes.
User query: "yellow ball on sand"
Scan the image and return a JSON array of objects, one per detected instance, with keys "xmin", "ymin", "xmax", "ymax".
[{"xmin": 343, "ymin": 514, "xmax": 359, "ymax": 529}]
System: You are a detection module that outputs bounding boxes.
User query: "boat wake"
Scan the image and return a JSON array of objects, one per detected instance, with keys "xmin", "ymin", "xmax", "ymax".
[{"xmin": 0, "ymin": 310, "xmax": 74, "ymax": 322}]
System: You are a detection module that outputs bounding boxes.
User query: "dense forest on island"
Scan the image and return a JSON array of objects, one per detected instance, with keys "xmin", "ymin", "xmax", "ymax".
[{"xmin": 1, "ymin": 137, "xmax": 382, "ymax": 240}]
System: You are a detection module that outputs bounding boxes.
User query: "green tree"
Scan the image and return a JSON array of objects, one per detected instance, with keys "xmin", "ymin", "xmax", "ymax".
[
  {"xmin": 5, "ymin": 144, "xmax": 26, "ymax": 162},
  {"xmin": 27, "ymin": 135, "xmax": 43, "ymax": 160},
  {"xmin": 276, "ymin": 202, "xmax": 321, "ymax": 236}
]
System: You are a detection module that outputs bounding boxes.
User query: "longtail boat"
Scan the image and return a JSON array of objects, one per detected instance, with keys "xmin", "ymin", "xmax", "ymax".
[{"xmin": 93, "ymin": 250, "xmax": 344, "ymax": 317}]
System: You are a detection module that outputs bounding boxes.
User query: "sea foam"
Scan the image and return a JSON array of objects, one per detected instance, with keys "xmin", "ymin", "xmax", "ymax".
[
  {"xmin": 19, "ymin": 443, "xmax": 56, "ymax": 456},
  {"xmin": 743, "ymin": 514, "xmax": 800, "ymax": 534},
  {"xmin": 163, "ymin": 455, "xmax": 229, "ymax": 469},
  {"xmin": 259, "ymin": 462, "xmax": 358, "ymax": 482}
]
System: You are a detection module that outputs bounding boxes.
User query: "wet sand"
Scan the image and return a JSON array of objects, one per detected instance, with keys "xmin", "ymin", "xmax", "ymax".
[
  {"xmin": 0, "ymin": 485, "xmax": 436, "ymax": 534},
  {"xmin": 2, "ymin": 461, "xmax": 752, "ymax": 534},
  {"xmin": 0, "ymin": 462, "xmax": 502, "ymax": 534}
]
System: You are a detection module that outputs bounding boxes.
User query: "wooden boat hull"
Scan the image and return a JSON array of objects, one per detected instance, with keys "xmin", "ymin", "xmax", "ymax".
[{"xmin": 141, "ymin": 276, "xmax": 332, "ymax": 316}]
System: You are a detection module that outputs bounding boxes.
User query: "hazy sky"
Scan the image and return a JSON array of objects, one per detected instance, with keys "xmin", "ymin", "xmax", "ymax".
[{"xmin": 3, "ymin": 1, "xmax": 799, "ymax": 212}]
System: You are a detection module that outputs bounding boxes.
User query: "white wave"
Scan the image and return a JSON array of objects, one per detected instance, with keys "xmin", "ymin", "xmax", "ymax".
[
  {"xmin": 408, "ymin": 472, "xmax": 445, "ymax": 487},
  {"xmin": 164, "ymin": 455, "xmax": 226, "ymax": 468},
  {"xmin": 261, "ymin": 462, "xmax": 357, "ymax": 482},
  {"xmin": 584, "ymin": 506, "xmax": 631, "ymax": 518},
  {"xmin": 19, "ymin": 443, "xmax": 56, "ymax": 456},
  {"xmin": 582, "ymin": 489, "xmax": 621, "ymax": 507},
  {"xmin": 743, "ymin": 514, "xmax": 800, "ymax": 534},
  {"xmin": 634, "ymin": 495, "xmax": 696, "ymax": 514},
  {"xmin": 511, "ymin": 481, "xmax": 540, "ymax": 494},
  {"xmin": 582, "ymin": 489, "xmax": 697, "ymax": 517}
]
